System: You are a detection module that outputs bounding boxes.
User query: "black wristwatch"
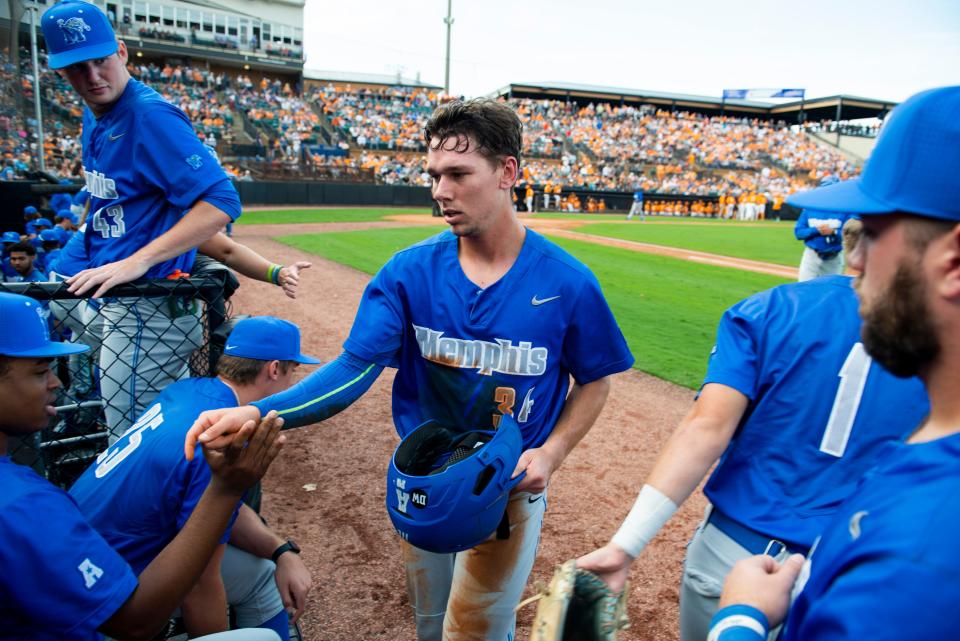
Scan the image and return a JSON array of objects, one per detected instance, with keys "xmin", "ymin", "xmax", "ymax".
[{"xmin": 271, "ymin": 539, "xmax": 301, "ymax": 563}]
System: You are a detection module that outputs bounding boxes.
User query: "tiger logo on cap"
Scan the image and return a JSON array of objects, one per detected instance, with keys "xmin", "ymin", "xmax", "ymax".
[{"xmin": 57, "ymin": 17, "xmax": 91, "ymax": 44}]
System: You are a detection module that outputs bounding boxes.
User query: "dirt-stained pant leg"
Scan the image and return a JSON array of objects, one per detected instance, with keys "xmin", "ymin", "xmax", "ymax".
[
  {"xmin": 402, "ymin": 491, "xmax": 546, "ymax": 641},
  {"xmin": 680, "ymin": 508, "xmax": 788, "ymax": 641}
]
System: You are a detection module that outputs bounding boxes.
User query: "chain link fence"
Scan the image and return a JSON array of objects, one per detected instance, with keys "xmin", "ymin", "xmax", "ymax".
[{"xmin": 3, "ymin": 267, "xmax": 235, "ymax": 488}]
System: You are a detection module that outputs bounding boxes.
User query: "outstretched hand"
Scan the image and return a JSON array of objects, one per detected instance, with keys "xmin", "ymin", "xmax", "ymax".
[
  {"xmin": 185, "ymin": 405, "xmax": 262, "ymax": 460},
  {"xmin": 205, "ymin": 411, "xmax": 285, "ymax": 495},
  {"xmin": 278, "ymin": 261, "xmax": 311, "ymax": 299},
  {"xmin": 576, "ymin": 542, "xmax": 633, "ymax": 593},
  {"xmin": 719, "ymin": 553, "xmax": 806, "ymax": 628}
]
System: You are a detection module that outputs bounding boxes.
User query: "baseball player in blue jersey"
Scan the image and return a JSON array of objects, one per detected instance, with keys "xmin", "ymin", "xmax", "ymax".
[
  {"xmin": 185, "ymin": 98, "xmax": 634, "ymax": 641},
  {"xmin": 0, "ymin": 291, "xmax": 284, "ymax": 641},
  {"xmin": 710, "ymin": 85, "xmax": 960, "ymax": 641},
  {"xmin": 42, "ymin": 0, "xmax": 242, "ymax": 442},
  {"xmin": 627, "ymin": 189, "xmax": 644, "ymax": 221},
  {"xmin": 578, "ymin": 258, "xmax": 928, "ymax": 638},
  {"xmin": 794, "ymin": 176, "xmax": 854, "ymax": 281},
  {"xmin": 70, "ymin": 316, "xmax": 316, "ymax": 639}
]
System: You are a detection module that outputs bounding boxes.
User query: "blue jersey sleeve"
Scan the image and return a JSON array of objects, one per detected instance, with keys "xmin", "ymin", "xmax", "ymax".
[
  {"xmin": 136, "ymin": 102, "xmax": 233, "ymax": 215},
  {"xmin": 252, "ymin": 350, "xmax": 383, "ymax": 428},
  {"xmin": 0, "ymin": 487, "xmax": 137, "ymax": 636},
  {"xmin": 561, "ymin": 273, "xmax": 634, "ymax": 384},
  {"xmin": 343, "ymin": 259, "xmax": 406, "ymax": 367},
  {"xmin": 794, "ymin": 210, "xmax": 819, "ymax": 240},
  {"xmin": 702, "ymin": 297, "xmax": 763, "ymax": 400},
  {"xmin": 787, "ymin": 559, "xmax": 959, "ymax": 640}
]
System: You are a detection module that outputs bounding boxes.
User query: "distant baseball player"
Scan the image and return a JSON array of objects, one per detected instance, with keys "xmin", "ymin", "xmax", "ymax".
[
  {"xmin": 185, "ymin": 98, "xmax": 634, "ymax": 641},
  {"xmin": 42, "ymin": 0, "xmax": 242, "ymax": 441},
  {"xmin": 711, "ymin": 85, "xmax": 960, "ymax": 641},
  {"xmin": 578, "ymin": 250, "xmax": 928, "ymax": 637},
  {"xmin": 627, "ymin": 189, "xmax": 644, "ymax": 221},
  {"xmin": 794, "ymin": 176, "xmax": 853, "ymax": 281},
  {"xmin": 0, "ymin": 291, "xmax": 284, "ymax": 641},
  {"xmin": 70, "ymin": 316, "xmax": 317, "ymax": 639}
]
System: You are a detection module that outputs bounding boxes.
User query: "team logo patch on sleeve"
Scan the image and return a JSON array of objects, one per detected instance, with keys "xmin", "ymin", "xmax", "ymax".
[{"xmin": 185, "ymin": 154, "xmax": 204, "ymax": 170}]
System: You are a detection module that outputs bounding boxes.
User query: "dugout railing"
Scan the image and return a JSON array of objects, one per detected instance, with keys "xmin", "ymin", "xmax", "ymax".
[{"xmin": 2, "ymin": 270, "xmax": 235, "ymax": 488}]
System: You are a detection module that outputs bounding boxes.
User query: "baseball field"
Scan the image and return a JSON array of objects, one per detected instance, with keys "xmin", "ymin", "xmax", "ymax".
[{"xmin": 231, "ymin": 207, "xmax": 800, "ymax": 640}]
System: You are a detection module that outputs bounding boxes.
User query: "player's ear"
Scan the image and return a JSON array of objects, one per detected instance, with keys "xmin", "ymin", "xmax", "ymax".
[
  {"xmin": 935, "ymin": 222, "xmax": 960, "ymax": 300},
  {"xmin": 116, "ymin": 40, "xmax": 129, "ymax": 64},
  {"xmin": 497, "ymin": 156, "xmax": 518, "ymax": 190}
]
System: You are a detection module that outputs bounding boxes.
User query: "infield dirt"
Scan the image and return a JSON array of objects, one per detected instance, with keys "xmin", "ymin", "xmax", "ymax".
[{"xmin": 232, "ymin": 222, "xmax": 709, "ymax": 641}]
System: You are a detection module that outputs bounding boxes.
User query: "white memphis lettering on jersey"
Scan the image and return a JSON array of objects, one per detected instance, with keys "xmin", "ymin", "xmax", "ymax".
[
  {"xmin": 94, "ymin": 403, "xmax": 164, "ymax": 478},
  {"xmin": 413, "ymin": 324, "xmax": 548, "ymax": 376},
  {"xmin": 78, "ymin": 558, "xmax": 104, "ymax": 589},
  {"xmin": 808, "ymin": 217, "xmax": 843, "ymax": 231},
  {"xmin": 83, "ymin": 169, "xmax": 118, "ymax": 199}
]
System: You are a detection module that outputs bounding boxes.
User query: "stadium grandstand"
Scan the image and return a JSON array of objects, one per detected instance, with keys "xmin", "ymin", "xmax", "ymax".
[{"xmin": 0, "ymin": 0, "xmax": 897, "ymax": 218}]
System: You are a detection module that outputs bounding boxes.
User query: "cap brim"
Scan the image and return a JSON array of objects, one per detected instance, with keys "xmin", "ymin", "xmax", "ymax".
[
  {"xmin": 294, "ymin": 354, "xmax": 321, "ymax": 364},
  {"xmin": 4, "ymin": 342, "xmax": 89, "ymax": 358},
  {"xmin": 787, "ymin": 178, "xmax": 898, "ymax": 215},
  {"xmin": 47, "ymin": 40, "xmax": 118, "ymax": 69}
]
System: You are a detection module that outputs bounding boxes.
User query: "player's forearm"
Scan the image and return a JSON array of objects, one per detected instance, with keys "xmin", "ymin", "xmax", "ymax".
[
  {"xmin": 101, "ymin": 482, "xmax": 241, "ymax": 640},
  {"xmin": 645, "ymin": 393, "xmax": 743, "ymax": 505},
  {"xmin": 181, "ymin": 546, "xmax": 229, "ymax": 637},
  {"xmin": 610, "ymin": 383, "xmax": 745, "ymax": 557},
  {"xmin": 128, "ymin": 201, "xmax": 231, "ymax": 271},
  {"xmin": 228, "ymin": 504, "xmax": 284, "ymax": 559},
  {"xmin": 199, "ymin": 232, "xmax": 274, "ymax": 283},
  {"xmin": 538, "ymin": 376, "xmax": 611, "ymax": 466},
  {"xmin": 251, "ymin": 350, "xmax": 383, "ymax": 428}
]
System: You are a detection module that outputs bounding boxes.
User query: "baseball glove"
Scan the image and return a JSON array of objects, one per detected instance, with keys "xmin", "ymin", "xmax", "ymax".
[{"xmin": 519, "ymin": 559, "xmax": 630, "ymax": 641}]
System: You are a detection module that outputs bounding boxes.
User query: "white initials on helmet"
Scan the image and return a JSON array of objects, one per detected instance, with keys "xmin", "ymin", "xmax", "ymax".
[{"xmin": 396, "ymin": 488, "xmax": 410, "ymax": 514}]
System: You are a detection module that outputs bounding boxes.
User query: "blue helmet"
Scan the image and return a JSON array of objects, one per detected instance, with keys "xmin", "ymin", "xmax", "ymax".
[{"xmin": 387, "ymin": 414, "xmax": 524, "ymax": 553}]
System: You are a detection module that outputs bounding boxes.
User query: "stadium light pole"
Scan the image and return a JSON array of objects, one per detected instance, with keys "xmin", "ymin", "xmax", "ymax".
[
  {"xmin": 443, "ymin": 0, "xmax": 453, "ymax": 95},
  {"xmin": 28, "ymin": 1, "xmax": 46, "ymax": 172}
]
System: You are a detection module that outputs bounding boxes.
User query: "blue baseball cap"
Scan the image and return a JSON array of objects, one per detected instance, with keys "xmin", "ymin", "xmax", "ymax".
[
  {"xmin": 1, "ymin": 232, "xmax": 19, "ymax": 243},
  {"xmin": 789, "ymin": 86, "xmax": 960, "ymax": 221},
  {"xmin": 56, "ymin": 208, "xmax": 77, "ymax": 223},
  {"xmin": 39, "ymin": 229, "xmax": 60, "ymax": 242},
  {"xmin": 0, "ymin": 293, "xmax": 88, "ymax": 357},
  {"xmin": 41, "ymin": 0, "xmax": 118, "ymax": 70},
  {"xmin": 23, "ymin": 205, "xmax": 37, "ymax": 215},
  {"xmin": 33, "ymin": 218, "xmax": 53, "ymax": 229},
  {"xmin": 224, "ymin": 316, "xmax": 320, "ymax": 364}
]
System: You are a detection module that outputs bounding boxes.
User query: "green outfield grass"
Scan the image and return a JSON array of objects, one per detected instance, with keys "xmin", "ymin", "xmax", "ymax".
[
  {"xmin": 276, "ymin": 227, "xmax": 790, "ymax": 388},
  {"xmin": 572, "ymin": 220, "xmax": 801, "ymax": 266},
  {"xmin": 238, "ymin": 207, "xmax": 431, "ymax": 225}
]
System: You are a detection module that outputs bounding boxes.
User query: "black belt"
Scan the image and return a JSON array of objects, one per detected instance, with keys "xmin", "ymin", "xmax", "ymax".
[
  {"xmin": 707, "ymin": 509, "xmax": 809, "ymax": 557},
  {"xmin": 817, "ymin": 250, "xmax": 841, "ymax": 260}
]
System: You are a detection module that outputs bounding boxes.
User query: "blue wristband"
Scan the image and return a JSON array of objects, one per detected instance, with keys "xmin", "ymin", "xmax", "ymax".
[{"xmin": 708, "ymin": 605, "xmax": 769, "ymax": 641}]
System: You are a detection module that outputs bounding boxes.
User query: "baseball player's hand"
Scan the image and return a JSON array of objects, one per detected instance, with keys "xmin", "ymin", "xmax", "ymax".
[
  {"xmin": 185, "ymin": 405, "xmax": 262, "ymax": 461},
  {"xmin": 719, "ymin": 553, "xmax": 805, "ymax": 628},
  {"xmin": 511, "ymin": 446, "xmax": 560, "ymax": 493},
  {"xmin": 275, "ymin": 551, "xmax": 313, "ymax": 623},
  {"xmin": 204, "ymin": 411, "xmax": 285, "ymax": 496},
  {"xmin": 278, "ymin": 261, "xmax": 311, "ymax": 299},
  {"xmin": 67, "ymin": 256, "xmax": 152, "ymax": 298},
  {"xmin": 817, "ymin": 224, "xmax": 835, "ymax": 236},
  {"xmin": 576, "ymin": 542, "xmax": 633, "ymax": 593}
]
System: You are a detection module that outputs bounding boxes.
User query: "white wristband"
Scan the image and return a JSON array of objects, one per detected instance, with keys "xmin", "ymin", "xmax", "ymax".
[{"xmin": 611, "ymin": 484, "xmax": 677, "ymax": 558}]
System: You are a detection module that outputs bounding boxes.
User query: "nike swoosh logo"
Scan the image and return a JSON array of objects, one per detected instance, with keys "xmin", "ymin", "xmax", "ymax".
[
  {"xmin": 531, "ymin": 295, "xmax": 561, "ymax": 306},
  {"xmin": 527, "ymin": 494, "xmax": 543, "ymax": 504},
  {"xmin": 109, "ymin": 132, "xmax": 125, "ymax": 141},
  {"xmin": 225, "ymin": 345, "xmax": 237, "ymax": 351}
]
